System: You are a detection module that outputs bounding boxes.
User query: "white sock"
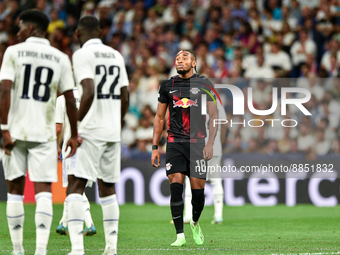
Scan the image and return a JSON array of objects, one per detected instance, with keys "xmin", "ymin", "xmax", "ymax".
[
  {"xmin": 7, "ymin": 193, "xmax": 25, "ymax": 254},
  {"xmin": 101, "ymin": 194, "xmax": 119, "ymax": 253},
  {"xmin": 211, "ymin": 179, "xmax": 224, "ymax": 220},
  {"xmin": 35, "ymin": 192, "xmax": 53, "ymax": 255},
  {"xmin": 191, "ymin": 220, "xmax": 198, "ymax": 226},
  {"xmin": 60, "ymin": 197, "xmax": 68, "ymax": 227},
  {"xmin": 67, "ymin": 193, "xmax": 84, "ymax": 254},
  {"xmin": 83, "ymin": 193, "xmax": 93, "ymax": 228},
  {"xmin": 177, "ymin": 233, "xmax": 185, "ymax": 239},
  {"xmin": 184, "ymin": 177, "xmax": 192, "ymax": 221}
]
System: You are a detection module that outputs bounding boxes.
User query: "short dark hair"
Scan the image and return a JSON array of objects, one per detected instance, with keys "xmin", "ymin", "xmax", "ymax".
[
  {"xmin": 177, "ymin": 49, "xmax": 197, "ymax": 60},
  {"xmin": 78, "ymin": 15, "xmax": 100, "ymax": 32},
  {"xmin": 19, "ymin": 9, "xmax": 49, "ymax": 33}
]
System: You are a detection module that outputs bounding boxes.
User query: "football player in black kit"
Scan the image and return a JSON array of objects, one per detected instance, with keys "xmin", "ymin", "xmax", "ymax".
[{"xmin": 151, "ymin": 49, "xmax": 218, "ymax": 246}]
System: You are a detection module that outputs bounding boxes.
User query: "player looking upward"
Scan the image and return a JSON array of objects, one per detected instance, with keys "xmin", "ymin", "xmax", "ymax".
[{"xmin": 151, "ymin": 49, "xmax": 218, "ymax": 246}]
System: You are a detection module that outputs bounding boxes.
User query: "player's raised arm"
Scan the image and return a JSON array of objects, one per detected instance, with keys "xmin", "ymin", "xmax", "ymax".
[
  {"xmin": 203, "ymin": 101, "xmax": 218, "ymax": 160},
  {"xmin": 0, "ymin": 80, "xmax": 14, "ymax": 155},
  {"xmin": 151, "ymin": 102, "xmax": 168, "ymax": 167}
]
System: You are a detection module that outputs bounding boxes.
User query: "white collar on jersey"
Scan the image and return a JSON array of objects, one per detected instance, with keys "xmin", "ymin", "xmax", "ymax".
[
  {"xmin": 82, "ymin": 38, "xmax": 102, "ymax": 48},
  {"xmin": 25, "ymin": 36, "xmax": 50, "ymax": 45}
]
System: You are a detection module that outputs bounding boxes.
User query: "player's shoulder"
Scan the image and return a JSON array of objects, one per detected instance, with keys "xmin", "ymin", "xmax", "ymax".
[
  {"xmin": 103, "ymin": 45, "xmax": 125, "ymax": 61},
  {"xmin": 160, "ymin": 75, "xmax": 178, "ymax": 86},
  {"xmin": 50, "ymin": 45, "xmax": 68, "ymax": 56},
  {"xmin": 4, "ymin": 42, "xmax": 24, "ymax": 53},
  {"xmin": 194, "ymin": 74, "xmax": 214, "ymax": 86},
  {"xmin": 194, "ymin": 74, "xmax": 210, "ymax": 81}
]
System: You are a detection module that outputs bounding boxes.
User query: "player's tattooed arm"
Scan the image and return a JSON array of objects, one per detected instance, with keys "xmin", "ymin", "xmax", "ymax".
[
  {"xmin": 0, "ymin": 80, "xmax": 14, "ymax": 155},
  {"xmin": 151, "ymin": 102, "xmax": 168, "ymax": 167},
  {"xmin": 204, "ymin": 101, "xmax": 218, "ymax": 160},
  {"xmin": 121, "ymin": 86, "xmax": 129, "ymax": 128}
]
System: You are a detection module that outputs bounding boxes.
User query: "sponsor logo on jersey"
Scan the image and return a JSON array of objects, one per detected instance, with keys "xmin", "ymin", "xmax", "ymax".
[
  {"xmin": 190, "ymin": 88, "xmax": 200, "ymax": 94},
  {"xmin": 173, "ymin": 98, "xmax": 198, "ymax": 108},
  {"xmin": 166, "ymin": 163, "xmax": 172, "ymax": 171}
]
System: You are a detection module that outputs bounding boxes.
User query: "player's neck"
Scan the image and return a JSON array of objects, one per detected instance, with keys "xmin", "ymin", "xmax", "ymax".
[
  {"xmin": 178, "ymin": 70, "xmax": 195, "ymax": 79},
  {"xmin": 29, "ymin": 30, "xmax": 45, "ymax": 39},
  {"xmin": 80, "ymin": 36, "xmax": 99, "ymax": 46}
]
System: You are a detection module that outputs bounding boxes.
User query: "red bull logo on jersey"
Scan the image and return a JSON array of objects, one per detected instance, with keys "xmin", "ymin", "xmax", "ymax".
[{"xmin": 173, "ymin": 98, "xmax": 198, "ymax": 108}]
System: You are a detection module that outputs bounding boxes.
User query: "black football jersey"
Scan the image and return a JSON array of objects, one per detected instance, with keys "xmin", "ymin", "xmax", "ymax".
[{"xmin": 158, "ymin": 74, "xmax": 215, "ymax": 143}]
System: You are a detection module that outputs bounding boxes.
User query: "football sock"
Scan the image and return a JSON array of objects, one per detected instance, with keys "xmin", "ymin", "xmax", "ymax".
[
  {"xmin": 60, "ymin": 197, "xmax": 68, "ymax": 227},
  {"xmin": 35, "ymin": 192, "xmax": 53, "ymax": 255},
  {"xmin": 211, "ymin": 179, "xmax": 224, "ymax": 220},
  {"xmin": 191, "ymin": 188, "xmax": 205, "ymax": 223},
  {"xmin": 67, "ymin": 193, "xmax": 84, "ymax": 254},
  {"xmin": 184, "ymin": 177, "xmax": 192, "ymax": 220},
  {"xmin": 170, "ymin": 183, "xmax": 184, "ymax": 233},
  {"xmin": 101, "ymin": 194, "xmax": 119, "ymax": 253},
  {"xmin": 7, "ymin": 193, "xmax": 24, "ymax": 254},
  {"xmin": 83, "ymin": 193, "xmax": 93, "ymax": 228},
  {"xmin": 177, "ymin": 233, "xmax": 185, "ymax": 239}
]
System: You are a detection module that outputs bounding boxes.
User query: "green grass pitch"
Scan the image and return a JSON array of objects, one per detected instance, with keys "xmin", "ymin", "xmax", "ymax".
[{"xmin": 0, "ymin": 203, "xmax": 340, "ymax": 254}]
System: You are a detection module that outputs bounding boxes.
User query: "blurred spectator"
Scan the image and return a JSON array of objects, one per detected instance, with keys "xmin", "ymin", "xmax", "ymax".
[
  {"xmin": 144, "ymin": 8, "xmax": 163, "ymax": 33},
  {"xmin": 315, "ymin": 128, "xmax": 331, "ymax": 155},
  {"xmin": 321, "ymin": 39, "xmax": 340, "ymax": 71},
  {"xmin": 227, "ymin": 134, "xmax": 243, "ymax": 153},
  {"xmin": 290, "ymin": 29, "xmax": 317, "ymax": 76},
  {"xmin": 239, "ymin": 21, "xmax": 259, "ymax": 55},
  {"xmin": 330, "ymin": 138, "xmax": 340, "ymax": 154},
  {"xmin": 265, "ymin": 42, "xmax": 291, "ymax": 77},
  {"xmin": 135, "ymin": 117, "xmax": 154, "ymax": 153},
  {"xmin": 289, "ymin": 138, "xmax": 300, "ymax": 154},
  {"xmin": 297, "ymin": 124, "xmax": 315, "ymax": 152},
  {"xmin": 214, "ymin": 56, "xmax": 228, "ymax": 78},
  {"xmin": 244, "ymin": 54, "xmax": 274, "ymax": 79},
  {"xmin": 47, "ymin": 9, "xmax": 65, "ymax": 34},
  {"xmin": 244, "ymin": 138, "xmax": 258, "ymax": 153},
  {"xmin": 278, "ymin": 127, "xmax": 292, "ymax": 153}
]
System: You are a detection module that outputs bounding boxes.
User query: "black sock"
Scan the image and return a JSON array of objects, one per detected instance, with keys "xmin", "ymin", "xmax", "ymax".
[
  {"xmin": 191, "ymin": 188, "xmax": 205, "ymax": 222},
  {"xmin": 170, "ymin": 182, "xmax": 184, "ymax": 234}
]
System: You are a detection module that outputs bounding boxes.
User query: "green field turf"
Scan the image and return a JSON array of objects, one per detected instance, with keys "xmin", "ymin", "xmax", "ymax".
[{"xmin": 0, "ymin": 203, "xmax": 340, "ymax": 255}]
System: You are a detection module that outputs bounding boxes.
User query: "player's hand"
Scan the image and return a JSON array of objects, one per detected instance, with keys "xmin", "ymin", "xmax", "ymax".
[
  {"xmin": 65, "ymin": 136, "xmax": 78, "ymax": 158},
  {"xmin": 77, "ymin": 135, "xmax": 83, "ymax": 147},
  {"xmin": 151, "ymin": 149, "xmax": 160, "ymax": 167},
  {"xmin": 203, "ymin": 143, "xmax": 213, "ymax": 161},
  {"xmin": 2, "ymin": 130, "xmax": 14, "ymax": 155},
  {"xmin": 57, "ymin": 147, "xmax": 62, "ymax": 160}
]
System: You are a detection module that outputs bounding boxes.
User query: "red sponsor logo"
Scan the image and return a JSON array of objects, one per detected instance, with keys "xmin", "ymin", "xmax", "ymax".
[{"xmin": 173, "ymin": 98, "xmax": 198, "ymax": 108}]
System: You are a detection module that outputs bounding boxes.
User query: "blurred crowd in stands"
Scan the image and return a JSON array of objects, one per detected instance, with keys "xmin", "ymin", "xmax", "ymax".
[{"xmin": 0, "ymin": 0, "xmax": 340, "ymax": 159}]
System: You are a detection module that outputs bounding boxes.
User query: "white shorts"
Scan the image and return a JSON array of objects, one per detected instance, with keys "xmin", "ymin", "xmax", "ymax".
[
  {"xmin": 62, "ymin": 152, "xmax": 93, "ymax": 188},
  {"xmin": 69, "ymin": 138, "xmax": 121, "ymax": 183},
  {"xmin": 3, "ymin": 140, "xmax": 57, "ymax": 182},
  {"xmin": 207, "ymin": 155, "xmax": 222, "ymax": 180}
]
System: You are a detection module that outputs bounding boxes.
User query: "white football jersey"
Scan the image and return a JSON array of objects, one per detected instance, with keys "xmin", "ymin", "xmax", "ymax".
[
  {"xmin": 72, "ymin": 38, "xmax": 129, "ymax": 142},
  {"xmin": 0, "ymin": 37, "xmax": 74, "ymax": 142},
  {"xmin": 206, "ymin": 102, "xmax": 227, "ymax": 156},
  {"xmin": 55, "ymin": 88, "xmax": 80, "ymax": 157}
]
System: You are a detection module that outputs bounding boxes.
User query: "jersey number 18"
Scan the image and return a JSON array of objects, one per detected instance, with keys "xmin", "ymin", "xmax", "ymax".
[{"xmin": 21, "ymin": 64, "xmax": 54, "ymax": 102}]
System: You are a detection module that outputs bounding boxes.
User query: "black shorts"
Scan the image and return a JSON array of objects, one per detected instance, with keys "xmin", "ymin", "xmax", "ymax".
[{"xmin": 165, "ymin": 142, "xmax": 206, "ymax": 179}]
